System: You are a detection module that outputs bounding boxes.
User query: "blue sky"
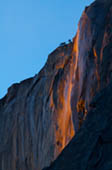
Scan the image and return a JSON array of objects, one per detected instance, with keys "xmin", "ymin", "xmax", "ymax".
[{"xmin": 0, "ymin": 0, "xmax": 93, "ymax": 98}]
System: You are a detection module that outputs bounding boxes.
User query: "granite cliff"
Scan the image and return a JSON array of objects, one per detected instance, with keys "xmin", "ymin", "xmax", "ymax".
[{"xmin": 0, "ymin": 0, "xmax": 112, "ymax": 170}]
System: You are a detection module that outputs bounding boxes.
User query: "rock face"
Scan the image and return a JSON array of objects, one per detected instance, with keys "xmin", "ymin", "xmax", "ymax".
[
  {"xmin": 0, "ymin": 43, "xmax": 75, "ymax": 170},
  {"xmin": 0, "ymin": 0, "xmax": 112, "ymax": 170},
  {"xmin": 71, "ymin": 0, "xmax": 112, "ymax": 131},
  {"xmin": 44, "ymin": 82, "xmax": 112, "ymax": 170},
  {"xmin": 44, "ymin": 0, "xmax": 112, "ymax": 169}
]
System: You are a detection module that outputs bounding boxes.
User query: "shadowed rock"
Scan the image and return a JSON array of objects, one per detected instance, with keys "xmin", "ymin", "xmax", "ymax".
[{"xmin": 43, "ymin": 82, "xmax": 112, "ymax": 170}]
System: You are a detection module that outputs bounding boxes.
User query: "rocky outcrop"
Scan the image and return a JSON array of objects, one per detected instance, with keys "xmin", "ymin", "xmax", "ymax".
[
  {"xmin": 71, "ymin": 0, "xmax": 112, "ymax": 131},
  {"xmin": 0, "ymin": 43, "xmax": 75, "ymax": 170},
  {"xmin": 0, "ymin": 0, "xmax": 112, "ymax": 170}
]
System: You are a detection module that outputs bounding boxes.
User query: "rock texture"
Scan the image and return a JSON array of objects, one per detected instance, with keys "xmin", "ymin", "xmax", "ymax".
[
  {"xmin": 43, "ymin": 0, "xmax": 112, "ymax": 169},
  {"xmin": 44, "ymin": 82, "xmax": 112, "ymax": 170},
  {"xmin": 71, "ymin": 0, "xmax": 112, "ymax": 131},
  {"xmin": 0, "ymin": 43, "xmax": 75, "ymax": 170},
  {"xmin": 0, "ymin": 0, "xmax": 112, "ymax": 170}
]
